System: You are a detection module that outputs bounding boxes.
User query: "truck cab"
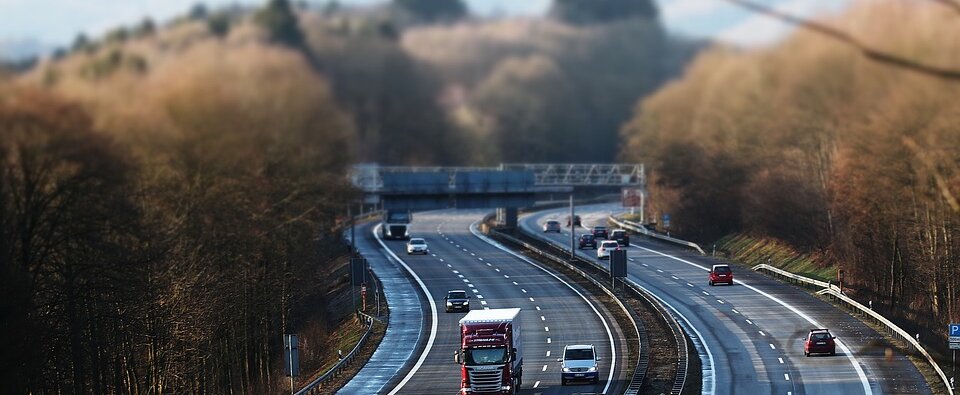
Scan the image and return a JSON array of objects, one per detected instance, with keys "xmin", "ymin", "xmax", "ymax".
[
  {"xmin": 456, "ymin": 308, "xmax": 523, "ymax": 394},
  {"xmin": 381, "ymin": 210, "xmax": 411, "ymax": 240}
]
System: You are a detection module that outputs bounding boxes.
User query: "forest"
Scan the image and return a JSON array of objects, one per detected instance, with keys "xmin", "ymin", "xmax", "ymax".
[
  {"xmin": 0, "ymin": 0, "xmax": 683, "ymax": 393},
  {"xmin": 621, "ymin": 1, "xmax": 960, "ymax": 351}
]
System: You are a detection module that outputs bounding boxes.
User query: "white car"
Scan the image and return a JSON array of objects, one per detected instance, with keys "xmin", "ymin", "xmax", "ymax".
[
  {"xmin": 406, "ymin": 238, "xmax": 428, "ymax": 255},
  {"xmin": 558, "ymin": 344, "xmax": 600, "ymax": 385},
  {"xmin": 597, "ymin": 240, "xmax": 620, "ymax": 260}
]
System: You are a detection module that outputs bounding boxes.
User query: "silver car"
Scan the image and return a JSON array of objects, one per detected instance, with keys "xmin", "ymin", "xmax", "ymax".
[
  {"xmin": 559, "ymin": 344, "xmax": 600, "ymax": 385},
  {"xmin": 406, "ymin": 238, "xmax": 428, "ymax": 254}
]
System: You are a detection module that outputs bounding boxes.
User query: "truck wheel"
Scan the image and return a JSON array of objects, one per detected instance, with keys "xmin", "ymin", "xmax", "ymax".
[
  {"xmin": 561, "ymin": 379, "xmax": 566, "ymax": 386},
  {"xmin": 709, "ymin": 281, "xmax": 714, "ymax": 286}
]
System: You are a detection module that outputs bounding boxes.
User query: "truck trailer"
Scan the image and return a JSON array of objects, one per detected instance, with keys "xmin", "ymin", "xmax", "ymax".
[{"xmin": 456, "ymin": 308, "xmax": 523, "ymax": 394}]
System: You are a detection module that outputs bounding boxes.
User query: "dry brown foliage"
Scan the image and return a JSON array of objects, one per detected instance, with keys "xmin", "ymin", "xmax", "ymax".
[{"xmin": 622, "ymin": 1, "xmax": 960, "ymax": 345}]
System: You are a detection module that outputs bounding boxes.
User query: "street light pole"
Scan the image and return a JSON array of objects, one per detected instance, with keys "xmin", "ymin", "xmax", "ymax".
[{"xmin": 570, "ymin": 194, "xmax": 575, "ymax": 260}]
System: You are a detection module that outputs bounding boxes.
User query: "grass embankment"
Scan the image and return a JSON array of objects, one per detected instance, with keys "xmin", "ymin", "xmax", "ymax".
[{"xmin": 714, "ymin": 234, "xmax": 835, "ymax": 283}]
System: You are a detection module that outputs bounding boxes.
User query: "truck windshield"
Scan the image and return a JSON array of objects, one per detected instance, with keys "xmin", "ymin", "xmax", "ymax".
[
  {"xmin": 388, "ymin": 213, "xmax": 410, "ymax": 222},
  {"xmin": 465, "ymin": 347, "xmax": 507, "ymax": 365}
]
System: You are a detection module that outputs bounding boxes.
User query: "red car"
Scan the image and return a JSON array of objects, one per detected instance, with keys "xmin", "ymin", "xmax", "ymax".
[
  {"xmin": 708, "ymin": 264, "xmax": 734, "ymax": 286},
  {"xmin": 804, "ymin": 328, "xmax": 836, "ymax": 356}
]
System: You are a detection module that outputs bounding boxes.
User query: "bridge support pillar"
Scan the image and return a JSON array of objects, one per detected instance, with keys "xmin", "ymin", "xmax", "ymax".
[{"xmin": 496, "ymin": 208, "xmax": 518, "ymax": 228}]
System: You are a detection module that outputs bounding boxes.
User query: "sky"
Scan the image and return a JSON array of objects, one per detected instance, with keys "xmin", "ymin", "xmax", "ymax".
[{"xmin": 0, "ymin": 0, "xmax": 849, "ymax": 60}]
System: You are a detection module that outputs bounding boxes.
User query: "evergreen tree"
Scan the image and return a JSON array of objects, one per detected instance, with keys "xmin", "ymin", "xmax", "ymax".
[
  {"xmin": 255, "ymin": 0, "xmax": 305, "ymax": 48},
  {"xmin": 551, "ymin": 0, "xmax": 657, "ymax": 25},
  {"xmin": 394, "ymin": 0, "xmax": 468, "ymax": 23}
]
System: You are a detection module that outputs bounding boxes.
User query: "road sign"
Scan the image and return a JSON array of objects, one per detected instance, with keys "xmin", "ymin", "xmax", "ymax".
[
  {"xmin": 622, "ymin": 188, "xmax": 642, "ymax": 208},
  {"xmin": 610, "ymin": 250, "xmax": 627, "ymax": 278},
  {"xmin": 950, "ymin": 323, "xmax": 960, "ymax": 337},
  {"xmin": 949, "ymin": 342, "xmax": 960, "ymax": 350},
  {"xmin": 284, "ymin": 334, "xmax": 299, "ymax": 377},
  {"xmin": 950, "ymin": 336, "xmax": 960, "ymax": 343},
  {"xmin": 662, "ymin": 214, "xmax": 671, "ymax": 228},
  {"xmin": 351, "ymin": 258, "xmax": 368, "ymax": 286}
]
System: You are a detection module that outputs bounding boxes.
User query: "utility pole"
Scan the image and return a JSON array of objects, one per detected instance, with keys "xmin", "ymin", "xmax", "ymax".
[
  {"xmin": 570, "ymin": 194, "xmax": 576, "ymax": 260},
  {"xmin": 349, "ymin": 205, "xmax": 356, "ymax": 256}
]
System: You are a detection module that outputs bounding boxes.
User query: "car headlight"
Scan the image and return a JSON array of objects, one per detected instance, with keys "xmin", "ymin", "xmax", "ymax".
[
  {"xmin": 562, "ymin": 367, "xmax": 572, "ymax": 372},
  {"xmin": 500, "ymin": 386, "xmax": 510, "ymax": 391},
  {"xmin": 588, "ymin": 366, "xmax": 597, "ymax": 372},
  {"xmin": 463, "ymin": 300, "xmax": 469, "ymax": 305},
  {"xmin": 446, "ymin": 301, "xmax": 453, "ymax": 306}
]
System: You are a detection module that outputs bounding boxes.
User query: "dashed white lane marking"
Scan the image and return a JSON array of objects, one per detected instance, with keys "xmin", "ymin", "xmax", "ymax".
[
  {"xmin": 452, "ymin": 270, "xmax": 459, "ymax": 274},
  {"xmin": 746, "ymin": 319, "xmax": 754, "ymax": 325},
  {"xmin": 687, "ymin": 283, "xmax": 695, "ymax": 287},
  {"xmin": 462, "ymin": 249, "xmax": 468, "ymax": 252},
  {"xmin": 439, "ymin": 259, "xmax": 445, "ymax": 262},
  {"xmin": 529, "ymin": 297, "xmax": 535, "ymax": 302},
  {"xmin": 546, "ymin": 350, "xmax": 551, "ymax": 356},
  {"xmin": 486, "ymin": 262, "xmax": 492, "ymax": 266},
  {"xmin": 672, "ymin": 275, "xmax": 679, "ymax": 280},
  {"xmin": 642, "ymin": 263, "xmax": 649, "ymax": 267},
  {"xmin": 480, "ymin": 301, "xmax": 487, "ymax": 305},
  {"xmin": 431, "ymin": 254, "xmax": 437, "ymax": 257},
  {"xmin": 732, "ymin": 309, "xmax": 740, "ymax": 314},
  {"xmin": 542, "ymin": 365, "xmax": 548, "ymax": 372},
  {"xmin": 656, "ymin": 269, "xmax": 664, "ymax": 273},
  {"xmin": 544, "ymin": 326, "xmax": 550, "ymax": 332},
  {"xmin": 495, "ymin": 268, "xmax": 500, "ymax": 272},
  {"xmin": 778, "ymin": 358, "xmax": 784, "ymax": 364},
  {"xmin": 628, "ymin": 258, "xmax": 635, "ymax": 262},
  {"xmin": 458, "ymin": 275, "xmax": 464, "ymax": 278},
  {"xmin": 462, "ymin": 279, "xmax": 470, "ymax": 283},
  {"xmin": 470, "ymin": 253, "xmax": 476, "ymax": 256},
  {"xmin": 467, "ymin": 284, "xmax": 475, "ymax": 288},
  {"xmin": 478, "ymin": 257, "xmax": 484, "ymax": 261},
  {"xmin": 541, "ymin": 316, "xmax": 546, "ymax": 321},
  {"xmin": 536, "ymin": 306, "xmax": 541, "ymax": 311},
  {"xmin": 702, "ymin": 291, "xmax": 710, "ymax": 296},
  {"xmin": 484, "ymin": 307, "xmax": 490, "ymax": 310},
  {"xmin": 476, "ymin": 294, "xmax": 482, "ymax": 298},
  {"xmin": 784, "ymin": 373, "xmax": 790, "ymax": 381},
  {"xmin": 455, "ymin": 245, "xmax": 460, "ymax": 248},
  {"xmin": 521, "ymin": 289, "xmax": 527, "ymax": 293},
  {"xmin": 547, "ymin": 338, "xmax": 551, "ymax": 344},
  {"xmin": 447, "ymin": 264, "xmax": 452, "ymax": 268},
  {"xmin": 512, "ymin": 281, "xmax": 518, "ymax": 286},
  {"xmin": 769, "ymin": 344, "xmax": 776, "ymax": 350},
  {"xmin": 504, "ymin": 275, "xmax": 510, "ymax": 279},
  {"xmin": 759, "ymin": 331, "xmax": 766, "ymax": 336},
  {"xmin": 717, "ymin": 300, "xmax": 725, "ymax": 304},
  {"xmin": 534, "ymin": 381, "xmax": 541, "ymax": 388}
]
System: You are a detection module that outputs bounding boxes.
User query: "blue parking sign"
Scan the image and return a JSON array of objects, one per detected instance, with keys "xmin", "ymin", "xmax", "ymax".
[{"xmin": 950, "ymin": 324, "xmax": 960, "ymax": 337}]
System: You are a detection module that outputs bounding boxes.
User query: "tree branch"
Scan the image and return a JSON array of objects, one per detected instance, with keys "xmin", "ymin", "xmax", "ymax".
[{"xmin": 723, "ymin": 0, "xmax": 960, "ymax": 80}]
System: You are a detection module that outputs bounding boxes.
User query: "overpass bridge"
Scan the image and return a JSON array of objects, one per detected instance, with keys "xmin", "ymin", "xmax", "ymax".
[{"xmin": 350, "ymin": 163, "xmax": 644, "ymax": 226}]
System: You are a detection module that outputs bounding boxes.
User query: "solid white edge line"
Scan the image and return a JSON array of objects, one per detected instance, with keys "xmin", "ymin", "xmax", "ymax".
[
  {"xmin": 524, "ymin": 211, "xmax": 717, "ymax": 395},
  {"xmin": 471, "ymin": 222, "xmax": 617, "ymax": 394},
  {"xmin": 633, "ymin": 244, "xmax": 873, "ymax": 395},
  {"xmin": 375, "ymin": 224, "xmax": 439, "ymax": 395}
]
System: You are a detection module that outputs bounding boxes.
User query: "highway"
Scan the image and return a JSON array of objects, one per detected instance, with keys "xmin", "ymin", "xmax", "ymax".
[
  {"xmin": 522, "ymin": 203, "xmax": 931, "ymax": 395},
  {"xmin": 346, "ymin": 209, "xmax": 631, "ymax": 394}
]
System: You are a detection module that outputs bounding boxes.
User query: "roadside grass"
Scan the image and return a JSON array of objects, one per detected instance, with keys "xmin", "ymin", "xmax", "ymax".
[{"xmin": 715, "ymin": 234, "xmax": 836, "ymax": 283}]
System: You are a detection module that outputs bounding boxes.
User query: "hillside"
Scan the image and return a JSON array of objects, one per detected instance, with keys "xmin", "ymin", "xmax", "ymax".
[{"xmin": 621, "ymin": 0, "xmax": 960, "ymax": 346}]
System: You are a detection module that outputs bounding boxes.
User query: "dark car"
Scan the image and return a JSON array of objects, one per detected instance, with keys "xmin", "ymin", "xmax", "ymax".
[
  {"xmin": 591, "ymin": 226, "xmax": 608, "ymax": 239},
  {"xmin": 610, "ymin": 229, "xmax": 629, "ymax": 247},
  {"xmin": 578, "ymin": 234, "xmax": 597, "ymax": 249},
  {"xmin": 444, "ymin": 290, "xmax": 471, "ymax": 313},
  {"xmin": 566, "ymin": 215, "xmax": 581, "ymax": 227},
  {"xmin": 543, "ymin": 220, "xmax": 562, "ymax": 233},
  {"xmin": 804, "ymin": 328, "xmax": 836, "ymax": 356}
]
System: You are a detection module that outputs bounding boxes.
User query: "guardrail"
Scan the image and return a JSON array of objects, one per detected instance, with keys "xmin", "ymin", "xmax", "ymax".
[
  {"xmin": 294, "ymin": 263, "xmax": 385, "ymax": 395},
  {"xmin": 294, "ymin": 314, "xmax": 374, "ymax": 395},
  {"xmin": 753, "ymin": 264, "xmax": 953, "ymax": 395},
  {"xmin": 608, "ymin": 216, "xmax": 706, "ymax": 255},
  {"xmin": 486, "ymin": 228, "xmax": 650, "ymax": 395},
  {"xmin": 498, "ymin": 222, "xmax": 692, "ymax": 394}
]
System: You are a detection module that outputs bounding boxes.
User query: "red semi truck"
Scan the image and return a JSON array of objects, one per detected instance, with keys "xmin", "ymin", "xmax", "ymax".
[{"xmin": 455, "ymin": 308, "xmax": 523, "ymax": 394}]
